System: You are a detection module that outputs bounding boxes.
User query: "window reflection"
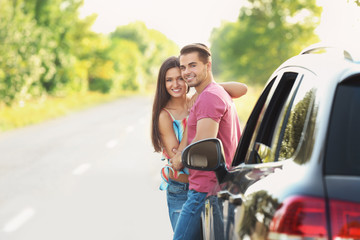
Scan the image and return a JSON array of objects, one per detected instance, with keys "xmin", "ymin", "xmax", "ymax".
[
  {"xmin": 279, "ymin": 89, "xmax": 315, "ymax": 161},
  {"xmin": 237, "ymin": 190, "xmax": 280, "ymax": 239},
  {"xmin": 267, "ymin": 73, "xmax": 317, "ymax": 164}
]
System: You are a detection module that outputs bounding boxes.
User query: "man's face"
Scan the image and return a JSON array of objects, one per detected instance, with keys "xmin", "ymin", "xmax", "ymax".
[{"xmin": 179, "ymin": 52, "xmax": 208, "ymax": 88}]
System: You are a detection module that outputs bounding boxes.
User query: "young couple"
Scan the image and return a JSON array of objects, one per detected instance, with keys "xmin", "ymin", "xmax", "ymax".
[{"xmin": 151, "ymin": 43, "xmax": 247, "ymax": 239}]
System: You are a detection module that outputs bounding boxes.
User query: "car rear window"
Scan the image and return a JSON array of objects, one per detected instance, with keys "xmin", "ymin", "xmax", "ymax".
[{"xmin": 325, "ymin": 76, "xmax": 360, "ymax": 176}]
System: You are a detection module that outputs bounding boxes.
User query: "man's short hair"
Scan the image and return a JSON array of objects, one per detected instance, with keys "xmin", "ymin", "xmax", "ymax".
[{"xmin": 180, "ymin": 43, "xmax": 212, "ymax": 64}]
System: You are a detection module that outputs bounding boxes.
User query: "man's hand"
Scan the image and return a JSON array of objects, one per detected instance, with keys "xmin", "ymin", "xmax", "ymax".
[{"xmin": 170, "ymin": 149, "xmax": 184, "ymax": 171}]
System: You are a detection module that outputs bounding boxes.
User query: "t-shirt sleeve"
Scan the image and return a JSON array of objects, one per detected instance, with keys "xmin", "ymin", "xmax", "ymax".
[{"xmin": 195, "ymin": 91, "xmax": 226, "ymax": 123}]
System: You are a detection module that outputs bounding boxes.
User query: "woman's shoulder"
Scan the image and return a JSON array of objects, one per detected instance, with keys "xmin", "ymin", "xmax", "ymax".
[{"xmin": 159, "ymin": 108, "xmax": 174, "ymax": 123}]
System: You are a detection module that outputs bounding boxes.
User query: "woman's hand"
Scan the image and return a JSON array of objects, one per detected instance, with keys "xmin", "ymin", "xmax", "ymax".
[{"xmin": 170, "ymin": 149, "xmax": 184, "ymax": 171}]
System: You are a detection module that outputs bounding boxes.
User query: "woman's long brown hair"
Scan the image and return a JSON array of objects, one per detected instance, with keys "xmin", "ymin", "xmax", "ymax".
[{"xmin": 151, "ymin": 56, "xmax": 180, "ymax": 152}]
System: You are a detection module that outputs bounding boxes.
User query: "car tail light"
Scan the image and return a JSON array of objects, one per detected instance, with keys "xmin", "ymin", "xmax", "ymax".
[
  {"xmin": 330, "ymin": 199, "xmax": 360, "ymax": 240},
  {"xmin": 268, "ymin": 196, "xmax": 328, "ymax": 240}
]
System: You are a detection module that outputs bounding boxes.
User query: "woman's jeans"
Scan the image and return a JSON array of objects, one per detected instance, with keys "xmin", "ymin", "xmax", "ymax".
[{"xmin": 166, "ymin": 179, "xmax": 189, "ymax": 231}]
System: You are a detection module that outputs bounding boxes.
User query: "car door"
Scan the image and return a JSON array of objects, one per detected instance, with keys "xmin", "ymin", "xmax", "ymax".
[
  {"xmin": 324, "ymin": 74, "xmax": 360, "ymax": 240},
  {"xmin": 217, "ymin": 68, "xmax": 318, "ymax": 239}
]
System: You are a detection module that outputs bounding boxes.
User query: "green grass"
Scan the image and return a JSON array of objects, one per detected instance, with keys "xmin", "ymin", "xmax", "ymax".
[
  {"xmin": 233, "ymin": 85, "xmax": 263, "ymax": 126},
  {"xmin": 0, "ymin": 91, "xmax": 134, "ymax": 132}
]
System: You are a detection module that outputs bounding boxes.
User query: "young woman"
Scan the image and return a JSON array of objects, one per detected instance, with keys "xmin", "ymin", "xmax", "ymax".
[{"xmin": 151, "ymin": 56, "xmax": 247, "ymax": 231}]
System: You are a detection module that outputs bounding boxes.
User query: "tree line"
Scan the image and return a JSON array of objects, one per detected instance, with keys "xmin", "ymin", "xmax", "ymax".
[
  {"xmin": 0, "ymin": 0, "xmax": 178, "ymax": 107},
  {"xmin": 4, "ymin": 0, "xmax": 348, "ymax": 107},
  {"xmin": 209, "ymin": 0, "xmax": 322, "ymax": 85}
]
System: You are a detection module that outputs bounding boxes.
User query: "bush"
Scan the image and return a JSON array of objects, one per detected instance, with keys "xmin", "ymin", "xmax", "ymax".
[{"xmin": 88, "ymin": 78, "xmax": 113, "ymax": 93}]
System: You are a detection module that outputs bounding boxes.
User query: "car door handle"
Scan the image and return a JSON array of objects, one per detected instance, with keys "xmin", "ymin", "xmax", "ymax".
[
  {"xmin": 229, "ymin": 195, "xmax": 243, "ymax": 206},
  {"xmin": 217, "ymin": 190, "xmax": 231, "ymax": 200}
]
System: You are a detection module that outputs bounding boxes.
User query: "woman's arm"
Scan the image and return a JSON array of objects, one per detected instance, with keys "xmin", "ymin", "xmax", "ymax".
[
  {"xmin": 158, "ymin": 110, "xmax": 180, "ymax": 159},
  {"xmin": 159, "ymin": 110, "xmax": 189, "ymax": 181},
  {"xmin": 219, "ymin": 82, "xmax": 248, "ymax": 98},
  {"xmin": 170, "ymin": 125, "xmax": 187, "ymax": 171},
  {"xmin": 178, "ymin": 124, "xmax": 188, "ymax": 151}
]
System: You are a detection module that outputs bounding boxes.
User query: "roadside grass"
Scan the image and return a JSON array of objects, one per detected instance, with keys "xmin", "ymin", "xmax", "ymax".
[
  {"xmin": 0, "ymin": 91, "xmax": 136, "ymax": 132},
  {"xmin": 0, "ymin": 85, "xmax": 263, "ymax": 133},
  {"xmin": 233, "ymin": 85, "xmax": 263, "ymax": 127}
]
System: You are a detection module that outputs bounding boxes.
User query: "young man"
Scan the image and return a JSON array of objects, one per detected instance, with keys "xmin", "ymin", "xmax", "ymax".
[{"xmin": 171, "ymin": 43, "xmax": 242, "ymax": 239}]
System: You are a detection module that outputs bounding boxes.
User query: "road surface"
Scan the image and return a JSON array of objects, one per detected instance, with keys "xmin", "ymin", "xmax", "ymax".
[{"xmin": 0, "ymin": 96, "xmax": 173, "ymax": 239}]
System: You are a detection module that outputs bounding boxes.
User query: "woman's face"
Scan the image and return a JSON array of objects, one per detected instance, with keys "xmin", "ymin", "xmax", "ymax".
[{"xmin": 165, "ymin": 67, "xmax": 187, "ymax": 98}]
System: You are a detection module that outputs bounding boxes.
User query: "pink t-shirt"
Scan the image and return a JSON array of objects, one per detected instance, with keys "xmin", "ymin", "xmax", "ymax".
[{"xmin": 187, "ymin": 82, "xmax": 241, "ymax": 193}]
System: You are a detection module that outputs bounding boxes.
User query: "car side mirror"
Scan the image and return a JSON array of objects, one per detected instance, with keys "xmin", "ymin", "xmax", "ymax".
[
  {"xmin": 182, "ymin": 138, "xmax": 224, "ymax": 170},
  {"xmin": 182, "ymin": 138, "xmax": 229, "ymax": 183}
]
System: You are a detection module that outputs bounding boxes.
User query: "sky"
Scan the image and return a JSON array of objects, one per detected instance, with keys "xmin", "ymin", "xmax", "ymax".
[
  {"xmin": 79, "ymin": 0, "xmax": 244, "ymax": 48},
  {"xmin": 316, "ymin": 0, "xmax": 360, "ymax": 53},
  {"xmin": 79, "ymin": 0, "xmax": 360, "ymax": 52}
]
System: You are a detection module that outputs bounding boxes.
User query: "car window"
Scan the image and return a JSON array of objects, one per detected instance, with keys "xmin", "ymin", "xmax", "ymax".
[
  {"xmin": 325, "ymin": 75, "xmax": 360, "ymax": 176},
  {"xmin": 245, "ymin": 72, "xmax": 300, "ymax": 164},
  {"xmin": 272, "ymin": 74, "xmax": 317, "ymax": 163},
  {"xmin": 232, "ymin": 78, "xmax": 276, "ymax": 166}
]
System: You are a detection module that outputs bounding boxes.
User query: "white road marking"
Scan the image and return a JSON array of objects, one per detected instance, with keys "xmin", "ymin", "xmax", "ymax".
[
  {"xmin": 72, "ymin": 163, "xmax": 92, "ymax": 175},
  {"xmin": 3, "ymin": 207, "xmax": 36, "ymax": 233},
  {"xmin": 106, "ymin": 139, "xmax": 118, "ymax": 148}
]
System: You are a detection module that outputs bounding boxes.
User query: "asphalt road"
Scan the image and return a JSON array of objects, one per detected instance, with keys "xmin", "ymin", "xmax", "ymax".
[{"xmin": 0, "ymin": 96, "xmax": 173, "ymax": 240}]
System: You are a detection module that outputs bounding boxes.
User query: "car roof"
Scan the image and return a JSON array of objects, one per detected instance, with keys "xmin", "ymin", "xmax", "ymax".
[{"xmin": 271, "ymin": 43, "xmax": 360, "ymax": 86}]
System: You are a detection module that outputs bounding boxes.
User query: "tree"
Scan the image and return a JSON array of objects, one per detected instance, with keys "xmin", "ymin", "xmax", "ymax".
[
  {"xmin": 110, "ymin": 39, "xmax": 142, "ymax": 91},
  {"xmin": 210, "ymin": 0, "xmax": 321, "ymax": 85},
  {"xmin": 0, "ymin": 0, "xmax": 101, "ymax": 105},
  {"xmin": 110, "ymin": 21, "xmax": 178, "ymax": 90},
  {"xmin": 0, "ymin": 0, "xmax": 48, "ymax": 105},
  {"xmin": 0, "ymin": 3, "xmax": 179, "ymax": 106},
  {"xmin": 27, "ymin": 0, "xmax": 85, "ymax": 95},
  {"xmin": 111, "ymin": 22, "xmax": 149, "ymax": 54},
  {"xmin": 145, "ymin": 29, "xmax": 179, "ymax": 87}
]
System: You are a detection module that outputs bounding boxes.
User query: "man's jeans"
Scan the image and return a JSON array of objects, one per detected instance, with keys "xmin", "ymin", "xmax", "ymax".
[
  {"xmin": 173, "ymin": 190, "xmax": 207, "ymax": 240},
  {"xmin": 167, "ymin": 179, "xmax": 189, "ymax": 231}
]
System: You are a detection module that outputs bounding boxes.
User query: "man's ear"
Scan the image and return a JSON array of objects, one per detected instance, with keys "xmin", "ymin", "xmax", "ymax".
[{"xmin": 207, "ymin": 61, "xmax": 212, "ymax": 71}]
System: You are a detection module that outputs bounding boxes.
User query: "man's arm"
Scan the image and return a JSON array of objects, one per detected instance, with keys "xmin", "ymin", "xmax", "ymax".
[
  {"xmin": 171, "ymin": 118, "xmax": 219, "ymax": 170},
  {"xmin": 219, "ymin": 82, "xmax": 247, "ymax": 99},
  {"xmin": 191, "ymin": 118, "xmax": 219, "ymax": 143}
]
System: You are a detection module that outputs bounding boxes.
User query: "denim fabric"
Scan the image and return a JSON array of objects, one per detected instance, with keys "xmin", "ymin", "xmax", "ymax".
[
  {"xmin": 167, "ymin": 179, "xmax": 189, "ymax": 231},
  {"xmin": 173, "ymin": 190, "xmax": 207, "ymax": 240},
  {"xmin": 208, "ymin": 195, "xmax": 225, "ymax": 240}
]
